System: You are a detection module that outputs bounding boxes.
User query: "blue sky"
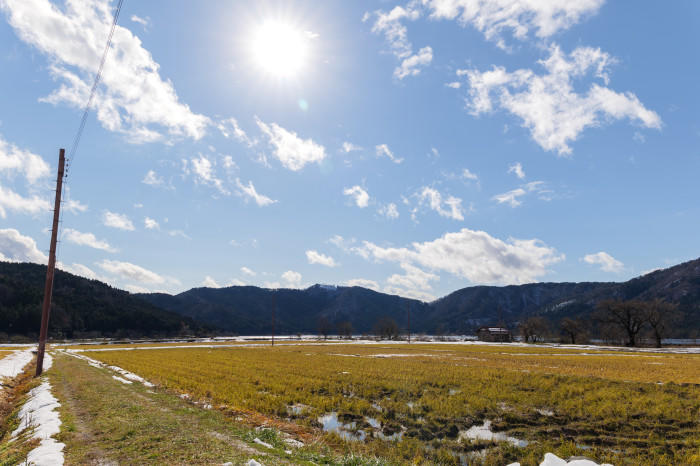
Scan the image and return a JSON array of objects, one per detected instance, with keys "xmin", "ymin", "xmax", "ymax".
[{"xmin": 0, "ymin": 0, "xmax": 698, "ymax": 301}]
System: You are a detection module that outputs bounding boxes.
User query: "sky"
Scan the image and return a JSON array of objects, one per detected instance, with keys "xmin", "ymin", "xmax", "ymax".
[{"xmin": 0, "ymin": 0, "xmax": 698, "ymax": 301}]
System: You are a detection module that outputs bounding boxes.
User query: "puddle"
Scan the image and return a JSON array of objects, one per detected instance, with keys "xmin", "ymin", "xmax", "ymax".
[
  {"xmin": 365, "ymin": 416, "xmax": 381, "ymax": 429},
  {"xmin": 318, "ymin": 412, "xmax": 366, "ymax": 441},
  {"xmin": 459, "ymin": 420, "xmax": 528, "ymax": 447},
  {"xmin": 287, "ymin": 403, "xmax": 309, "ymax": 415}
]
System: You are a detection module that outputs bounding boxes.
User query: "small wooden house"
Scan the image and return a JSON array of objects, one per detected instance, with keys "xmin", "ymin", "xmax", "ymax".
[{"xmin": 476, "ymin": 326, "xmax": 512, "ymax": 342}]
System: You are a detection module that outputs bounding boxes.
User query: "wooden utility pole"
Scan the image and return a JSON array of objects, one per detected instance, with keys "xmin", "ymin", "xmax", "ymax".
[
  {"xmin": 407, "ymin": 301, "xmax": 411, "ymax": 344},
  {"xmin": 36, "ymin": 149, "xmax": 65, "ymax": 377}
]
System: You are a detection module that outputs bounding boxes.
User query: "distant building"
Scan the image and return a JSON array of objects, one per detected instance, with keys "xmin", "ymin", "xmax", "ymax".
[{"xmin": 476, "ymin": 326, "xmax": 512, "ymax": 342}]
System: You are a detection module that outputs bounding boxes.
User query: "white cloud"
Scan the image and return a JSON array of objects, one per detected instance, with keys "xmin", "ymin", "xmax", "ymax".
[
  {"xmin": 256, "ymin": 117, "xmax": 326, "ymax": 170},
  {"xmin": 98, "ymin": 259, "xmax": 165, "ymax": 284},
  {"xmin": 235, "ymin": 178, "xmax": 277, "ymax": 206},
  {"xmin": 217, "ymin": 117, "xmax": 255, "ymax": 147},
  {"xmin": 394, "ymin": 45, "xmax": 433, "ymax": 80},
  {"xmin": 202, "ymin": 275, "xmax": 221, "ymax": 288},
  {"xmin": 386, "ymin": 262, "xmax": 439, "ymax": 291},
  {"xmin": 492, "ymin": 181, "xmax": 545, "ymax": 207},
  {"xmin": 63, "ymin": 228, "xmax": 116, "ymax": 252},
  {"xmin": 0, "ymin": 228, "xmax": 47, "ymax": 263},
  {"xmin": 65, "ymin": 198, "xmax": 88, "ymax": 214},
  {"xmin": 344, "ymin": 278, "xmax": 380, "ymax": 291},
  {"xmin": 306, "ymin": 250, "xmax": 338, "ymax": 267},
  {"xmin": 413, "ymin": 186, "xmax": 465, "ymax": 221},
  {"xmin": 424, "ymin": 0, "xmax": 604, "ymax": 48},
  {"xmin": 0, "ymin": 135, "xmax": 50, "ymax": 183},
  {"xmin": 460, "ymin": 45, "xmax": 661, "ymax": 155},
  {"xmin": 462, "ymin": 168, "xmax": 478, "ymax": 181},
  {"xmin": 144, "ymin": 217, "xmax": 159, "ymax": 230},
  {"xmin": 0, "ymin": 185, "xmax": 50, "ymax": 218},
  {"xmin": 240, "ymin": 266, "xmax": 256, "ymax": 277},
  {"xmin": 446, "ymin": 81, "xmax": 461, "ymax": 89},
  {"xmin": 1, "ymin": 0, "xmax": 209, "ymax": 143},
  {"xmin": 378, "ymin": 202, "xmax": 400, "ymax": 219},
  {"xmin": 366, "ymin": 5, "xmax": 431, "ymax": 79},
  {"xmin": 341, "ymin": 141, "xmax": 362, "ymax": 153},
  {"xmin": 583, "ymin": 251, "xmax": 624, "ymax": 273},
  {"xmin": 123, "ymin": 284, "xmax": 151, "ymax": 294},
  {"xmin": 167, "ymin": 229, "xmax": 190, "ymax": 240},
  {"xmin": 130, "ymin": 14, "xmax": 149, "ymax": 28},
  {"xmin": 190, "ymin": 154, "xmax": 228, "ymax": 194},
  {"xmin": 383, "ymin": 286, "xmax": 436, "ymax": 302},
  {"xmin": 102, "ymin": 211, "xmax": 135, "ymax": 231},
  {"xmin": 508, "ymin": 162, "xmax": 525, "ymax": 179},
  {"xmin": 344, "ymin": 185, "xmax": 370, "ymax": 208},
  {"xmin": 354, "ymin": 227, "xmax": 564, "ymax": 285},
  {"xmin": 367, "ymin": 0, "xmax": 601, "ymax": 77},
  {"xmin": 59, "ymin": 262, "xmax": 99, "ymax": 280},
  {"xmin": 375, "ymin": 144, "xmax": 404, "ymax": 164},
  {"xmin": 281, "ymin": 270, "xmax": 302, "ymax": 288},
  {"xmin": 142, "ymin": 170, "xmax": 164, "ymax": 186}
]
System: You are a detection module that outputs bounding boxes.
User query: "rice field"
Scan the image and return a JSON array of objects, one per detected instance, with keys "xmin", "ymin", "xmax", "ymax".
[{"xmin": 80, "ymin": 343, "xmax": 700, "ymax": 465}]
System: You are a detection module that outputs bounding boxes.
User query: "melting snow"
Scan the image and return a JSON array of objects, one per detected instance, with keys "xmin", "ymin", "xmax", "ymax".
[
  {"xmin": 254, "ymin": 438, "xmax": 274, "ymax": 449},
  {"xmin": 12, "ymin": 380, "xmax": 65, "ymax": 465},
  {"xmin": 508, "ymin": 452, "xmax": 613, "ymax": 466},
  {"xmin": 460, "ymin": 420, "xmax": 528, "ymax": 447},
  {"xmin": 64, "ymin": 351, "xmax": 155, "ymax": 387},
  {"xmin": 112, "ymin": 375, "xmax": 133, "ymax": 384},
  {"xmin": 0, "ymin": 349, "xmax": 34, "ymax": 379}
]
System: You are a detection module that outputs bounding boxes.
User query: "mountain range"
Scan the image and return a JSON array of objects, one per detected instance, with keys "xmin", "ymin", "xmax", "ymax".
[{"xmin": 1, "ymin": 257, "xmax": 699, "ymax": 339}]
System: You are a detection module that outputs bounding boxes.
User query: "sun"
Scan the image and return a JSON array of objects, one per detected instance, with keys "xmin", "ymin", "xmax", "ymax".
[{"xmin": 251, "ymin": 20, "xmax": 309, "ymax": 78}]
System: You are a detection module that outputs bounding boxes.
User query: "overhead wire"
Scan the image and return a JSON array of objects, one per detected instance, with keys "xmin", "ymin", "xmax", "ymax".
[{"xmin": 54, "ymin": 0, "xmax": 125, "ymax": 273}]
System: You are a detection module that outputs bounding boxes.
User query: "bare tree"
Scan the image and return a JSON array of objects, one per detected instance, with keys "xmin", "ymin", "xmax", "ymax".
[
  {"xmin": 337, "ymin": 321, "xmax": 353, "ymax": 340},
  {"xmin": 645, "ymin": 299, "xmax": 681, "ymax": 347},
  {"xmin": 595, "ymin": 300, "xmax": 647, "ymax": 347},
  {"xmin": 519, "ymin": 317, "xmax": 549, "ymax": 343},
  {"xmin": 559, "ymin": 317, "xmax": 587, "ymax": 344},
  {"xmin": 374, "ymin": 317, "xmax": 399, "ymax": 340},
  {"xmin": 318, "ymin": 316, "xmax": 332, "ymax": 340}
]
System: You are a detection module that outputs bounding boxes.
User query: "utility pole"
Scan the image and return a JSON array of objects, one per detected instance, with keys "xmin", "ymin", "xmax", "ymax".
[
  {"xmin": 407, "ymin": 301, "xmax": 411, "ymax": 344},
  {"xmin": 271, "ymin": 292, "xmax": 276, "ymax": 347},
  {"xmin": 36, "ymin": 149, "xmax": 65, "ymax": 377}
]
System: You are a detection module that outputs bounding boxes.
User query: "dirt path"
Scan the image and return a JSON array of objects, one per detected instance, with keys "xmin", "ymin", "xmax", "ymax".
[{"xmin": 47, "ymin": 352, "xmax": 293, "ymax": 465}]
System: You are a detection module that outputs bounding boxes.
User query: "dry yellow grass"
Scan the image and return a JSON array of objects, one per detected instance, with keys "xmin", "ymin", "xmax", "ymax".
[{"xmin": 81, "ymin": 343, "xmax": 700, "ymax": 465}]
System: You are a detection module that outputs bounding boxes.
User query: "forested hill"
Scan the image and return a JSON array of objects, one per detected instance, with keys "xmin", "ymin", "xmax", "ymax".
[
  {"xmin": 138, "ymin": 285, "xmax": 430, "ymax": 335},
  {"xmin": 0, "ymin": 262, "xmax": 204, "ymax": 339},
  {"xmin": 139, "ymin": 258, "xmax": 700, "ymax": 337},
  {"xmin": 2, "ymin": 257, "xmax": 700, "ymax": 338}
]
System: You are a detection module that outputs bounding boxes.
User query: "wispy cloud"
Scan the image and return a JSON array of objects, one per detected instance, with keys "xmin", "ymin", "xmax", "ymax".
[
  {"xmin": 102, "ymin": 211, "xmax": 135, "ymax": 231},
  {"xmin": 344, "ymin": 185, "xmax": 370, "ymax": 208},
  {"xmin": 460, "ymin": 45, "xmax": 661, "ymax": 154},
  {"xmin": 256, "ymin": 118, "xmax": 326, "ymax": 171},
  {"xmin": 583, "ymin": 251, "xmax": 624, "ymax": 273}
]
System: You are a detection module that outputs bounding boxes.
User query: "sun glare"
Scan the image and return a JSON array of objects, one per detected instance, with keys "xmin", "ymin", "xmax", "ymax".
[{"xmin": 251, "ymin": 20, "xmax": 308, "ymax": 78}]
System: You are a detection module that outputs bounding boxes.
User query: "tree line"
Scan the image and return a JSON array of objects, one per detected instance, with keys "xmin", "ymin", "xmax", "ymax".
[{"xmin": 518, "ymin": 299, "xmax": 682, "ymax": 347}]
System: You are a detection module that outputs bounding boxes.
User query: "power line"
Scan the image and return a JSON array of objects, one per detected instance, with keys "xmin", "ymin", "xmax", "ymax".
[{"xmin": 65, "ymin": 0, "xmax": 124, "ymax": 177}]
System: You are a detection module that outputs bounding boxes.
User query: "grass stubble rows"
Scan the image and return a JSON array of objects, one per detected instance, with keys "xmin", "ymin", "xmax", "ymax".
[{"xmin": 82, "ymin": 343, "xmax": 700, "ymax": 465}]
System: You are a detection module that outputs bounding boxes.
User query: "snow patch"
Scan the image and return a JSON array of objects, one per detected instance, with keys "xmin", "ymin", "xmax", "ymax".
[
  {"xmin": 0, "ymin": 349, "xmax": 34, "ymax": 379},
  {"xmin": 508, "ymin": 453, "xmax": 613, "ymax": 466},
  {"xmin": 254, "ymin": 437, "xmax": 274, "ymax": 449},
  {"xmin": 112, "ymin": 375, "xmax": 133, "ymax": 384},
  {"xmin": 63, "ymin": 351, "xmax": 155, "ymax": 387},
  {"xmin": 459, "ymin": 420, "xmax": 528, "ymax": 447},
  {"xmin": 11, "ymin": 380, "xmax": 65, "ymax": 465}
]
